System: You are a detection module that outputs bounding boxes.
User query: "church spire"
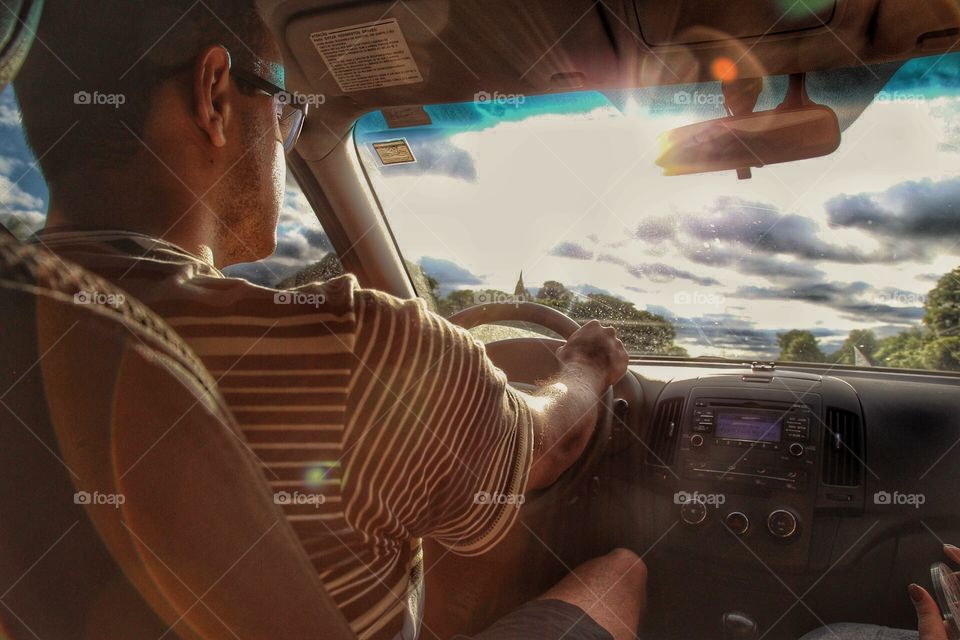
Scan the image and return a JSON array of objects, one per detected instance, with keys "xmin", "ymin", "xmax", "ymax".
[{"xmin": 514, "ymin": 272, "xmax": 530, "ymax": 301}]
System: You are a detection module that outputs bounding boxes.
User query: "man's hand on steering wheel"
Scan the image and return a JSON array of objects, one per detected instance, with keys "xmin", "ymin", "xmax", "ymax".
[
  {"xmin": 447, "ymin": 304, "xmax": 629, "ymax": 492},
  {"xmin": 556, "ymin": 320, "xmax": 630, "ymax": 391},
  {"xmin": 517, "ymin": 320, "xmax": 628, "ymax": 491}
]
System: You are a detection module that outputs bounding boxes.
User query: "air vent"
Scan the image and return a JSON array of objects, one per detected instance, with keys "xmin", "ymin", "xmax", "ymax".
[
  {"xmin": 821, "ymin": 408, "xmax": 864, "ymax": 486},
  {"xmin": 646, "ymin": 398, "xmax": 684, "ymax": 467}
]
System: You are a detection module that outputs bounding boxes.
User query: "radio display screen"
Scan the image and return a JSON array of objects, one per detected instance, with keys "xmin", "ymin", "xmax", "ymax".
[{"xmin": 715, "ymin": 411, "xmax": 783, "ymax": 443}]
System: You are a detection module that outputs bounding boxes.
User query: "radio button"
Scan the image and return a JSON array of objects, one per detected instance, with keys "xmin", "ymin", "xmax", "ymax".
[
  {"xmin": 690, "ymin": 434, "xmax": 705, "ymax": 448},
  {"xmin": 680, "ymin": 501, "xmax": 708, "ymax": 525},
  {"xmin": 788, "ymin": 442, "xmax": 806, "ymax": 457},
  {"xmin": 767, "ymin": 510, "xmax": 799, "ymax": 539},
  {"xmin": 725, "ymin": 512, "xmax": 750, "ymax": 535}
]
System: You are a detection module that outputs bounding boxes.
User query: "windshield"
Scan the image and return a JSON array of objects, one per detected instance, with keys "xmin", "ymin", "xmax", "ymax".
[{"xmin": 357, "ymin": 53, "xmax": 960, "ymax": 372}]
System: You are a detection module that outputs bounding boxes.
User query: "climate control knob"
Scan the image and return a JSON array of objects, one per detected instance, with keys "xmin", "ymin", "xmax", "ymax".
[
  {"xmin": 767, "ymin": 509, "xmax": 799, "ymax": 539},
  {"xmin": 680, "ymin": 500, "xmax": 708, "ymax": 526},
  {"xmin": 725, "ymin": 511, "xmax": 750, "ymax": 536},
  {"xmin": 788, "ymin": 442, "xmax": 805, "ymax": 457}
]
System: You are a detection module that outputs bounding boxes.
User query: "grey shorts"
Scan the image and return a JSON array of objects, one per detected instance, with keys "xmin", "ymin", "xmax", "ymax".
[
  {"xmin": 799, "ymin": 623, "xmax": 919, "ymax": 640},
  {"xmin": 453, "ymin": 599, "xmax": 613, "ymax": 640}
]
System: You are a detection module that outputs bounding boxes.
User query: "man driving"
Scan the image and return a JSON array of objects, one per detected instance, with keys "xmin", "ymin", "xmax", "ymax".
[{"xmin": 15, "ymin": 1, "xmax": 647, "ymax": 639}]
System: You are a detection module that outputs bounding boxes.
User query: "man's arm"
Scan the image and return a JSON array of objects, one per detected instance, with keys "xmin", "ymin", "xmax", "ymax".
[
  {"xmin": 524, "ymin": 320, "xmax": 629, "ymax": 491},
  {"xmin": 344, "ymin": 292, "xmax": 628, "ymax": 554}
]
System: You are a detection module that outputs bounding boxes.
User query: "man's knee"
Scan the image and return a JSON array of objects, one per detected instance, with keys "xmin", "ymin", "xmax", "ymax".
[{"xmin": 598, "ymin": 547, "xmax": 647, "ymax": 591}]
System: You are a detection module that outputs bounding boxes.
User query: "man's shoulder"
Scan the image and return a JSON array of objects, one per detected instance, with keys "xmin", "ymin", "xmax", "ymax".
[{"xmin": 153, "ymin": 272, "xmax": 362, "ymax": 323}]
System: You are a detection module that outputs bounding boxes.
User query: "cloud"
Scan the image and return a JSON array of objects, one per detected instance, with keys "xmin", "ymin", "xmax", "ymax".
[
  {"xmin": 418, "ymin": 256, "xmax": 484, "ymax": 288},
  {"xmin": 629, "ymin": 197, "xmax": 898, "ymax": 293},
  {"xmin": 735, "ymin": 280, "xmax": 925, "ymax": 325},
  {"xmin": 655, "ymin": 308, "xmax": 845, "ymax": 359},
  {"xmin": 681, "ymin": 197, "xmax": 881, "ymax": 263},
  {"xmin": 549, "ymin": 241, "xmax": 594, "ymax": 260},
  {"xmin": 635, "ymin": 216, "xmax": 676, "ymax": 243},
  {"xmin": 826, "ymin": 176, "xmax": 960, "ymax": 254},
  {"xmin": 0, "ymin": 165, "xmax": 43, "ymax": 212},
  {"xmin": 597, "ymin": 253, "xmax": 720, "ymax": 287},
  {"xmin": 0, "ymin": 90, "xmax": 20, "ymax": 127}
]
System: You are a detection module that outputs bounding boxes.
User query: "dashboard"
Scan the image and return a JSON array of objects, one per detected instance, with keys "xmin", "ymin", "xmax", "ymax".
[
  {"xmin": 604, "ymin": 362, "xmax": 960, "ymax": 639},
  {"xmin": 643, "ymin": 369, "xmax": 864, "ymax": 571},
  {"xmin": 423, "ymin": 349, "xmax": 960, "ymax": 640}
]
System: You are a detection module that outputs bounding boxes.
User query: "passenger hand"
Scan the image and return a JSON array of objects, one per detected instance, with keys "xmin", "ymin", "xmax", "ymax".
[
  {"xmin": 910, "ymin": 544, "xmax": 960, "ymax": 640},
  {"xmin": 556, "ymin": 320, "xmax": 629, "ymax": 389}
]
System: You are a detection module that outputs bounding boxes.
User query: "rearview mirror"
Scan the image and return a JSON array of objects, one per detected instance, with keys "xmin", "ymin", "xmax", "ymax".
[{"xmin": 656, "ymin": 102, "xmax": 841, "ymax": 177}]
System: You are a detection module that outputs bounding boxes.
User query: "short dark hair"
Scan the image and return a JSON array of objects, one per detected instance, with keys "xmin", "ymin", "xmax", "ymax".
[{"xmin": 15, "ymin": 0, "xmax": 274, "ymax": 191}]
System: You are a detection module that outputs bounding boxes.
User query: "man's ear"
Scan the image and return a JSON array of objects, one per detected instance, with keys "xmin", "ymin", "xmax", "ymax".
[{"xmin": 192, "ymin": 45, "xmax": 232, "ymax": 148}]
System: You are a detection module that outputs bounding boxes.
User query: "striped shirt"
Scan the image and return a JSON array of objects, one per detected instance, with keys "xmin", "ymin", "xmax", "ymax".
[{"xmin": 38, "ymin": 230, "xmax": 534, "ymax": 640}]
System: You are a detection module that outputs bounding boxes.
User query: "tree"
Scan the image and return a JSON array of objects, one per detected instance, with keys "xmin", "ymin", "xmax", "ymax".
[
  {"xmin": 569, "ymin": 293, "xmax": 682, "ymax": 355},
  {"xmin": 924, "ymin": 267, "xmax": 960, "ymax": 338},
  {"xmin": 777, "ymin": 330, "xmax": 826, "ymax": 363},
  {"xmin": 536, "ymin": 280, "xmax": 574, "ymax": 311},
  {"xmin": 921, "ymin": 337, "xmax": 960, "ymax": 371},
  {"xmin": 437, "ymin": 290, "xmax": 480, "ymax": 316},
  {"xmin": 830, "ymin": 329, "xmax": 878, "ymax": 365},
  {"xmin": 873, "ymin": 328, "xmax": 931, "ymax": 370}
]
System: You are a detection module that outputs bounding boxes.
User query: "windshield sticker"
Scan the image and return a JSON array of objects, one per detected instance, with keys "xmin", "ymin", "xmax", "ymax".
[
  {"xmin": 382, "ymin": 105, "xmax": 432, "ymax": 129},
  {"xmin": 373, "ymin": 139, "xmax": 416, "ymax": 165},
  {"xmin": 310, "ymin": 18, "xmax": 423, "ymax": 93}
]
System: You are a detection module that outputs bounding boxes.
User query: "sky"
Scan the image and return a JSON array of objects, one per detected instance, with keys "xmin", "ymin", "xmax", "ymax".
[
  {"xmin": 2, "ymin": 53, "xmax": 959, "ymax": 361},
  {"xmin": 355, "ymin": 54, "xmax": 960, "ymax": 359}
]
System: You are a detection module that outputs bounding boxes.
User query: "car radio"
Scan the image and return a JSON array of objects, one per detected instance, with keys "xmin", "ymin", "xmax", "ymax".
[{"xmin": 680, "ymin": 393, "xmax": 821, "ymax": 495}]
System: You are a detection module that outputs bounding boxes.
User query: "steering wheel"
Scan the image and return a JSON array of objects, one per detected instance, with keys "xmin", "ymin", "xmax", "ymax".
[{"xmin": 448, "ymin": 302, "xmax": 615, "ymax": 499}]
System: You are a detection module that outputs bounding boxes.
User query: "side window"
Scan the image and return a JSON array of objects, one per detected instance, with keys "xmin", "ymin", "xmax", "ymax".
[
  {"xmin": 0, "ymin": 86, "xmax": 343, "ymax": 289},
  {"xmin": 0, "ymin": 87, "xmax": 48, "ymax": 239}
]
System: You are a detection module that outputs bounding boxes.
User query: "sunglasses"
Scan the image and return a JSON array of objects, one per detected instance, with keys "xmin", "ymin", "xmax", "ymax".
[{"xmin": 232, "ymin": 65, "xmax": 307, "ymax": 154}]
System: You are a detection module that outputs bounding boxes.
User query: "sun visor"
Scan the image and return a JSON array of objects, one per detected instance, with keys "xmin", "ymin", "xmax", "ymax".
[{"xmin": 635, "ymin": 0, "xmax": 838, "ymax": 47}]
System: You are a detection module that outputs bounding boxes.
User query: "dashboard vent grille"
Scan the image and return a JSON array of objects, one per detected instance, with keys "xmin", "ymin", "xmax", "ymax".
[
  {"xmin": 821, "ymin": 408, "xmax": 863, "ymax": 486},
  {"xmin": 646, "ymin": 398, "xmax": 684, "ymax": 467}
]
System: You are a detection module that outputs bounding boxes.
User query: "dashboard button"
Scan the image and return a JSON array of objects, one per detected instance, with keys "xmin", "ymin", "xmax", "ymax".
[
  {"xmin": 680, "ymin": 501, "xmax": 708, "ymax": 525},
  {"xmin": 767, "ymin": 509, "xmax": 799, "ymax": 539},
  {"xmin": 788, "ymin": 442, "xmax": 806, "ymax": 457},
  {"xmin": 725, "ymin": 512, "xmax": 750, "ymax": 535},
  {"xmin": 690, "ymin": 434, "xmax": 705, "ymax": 448}
]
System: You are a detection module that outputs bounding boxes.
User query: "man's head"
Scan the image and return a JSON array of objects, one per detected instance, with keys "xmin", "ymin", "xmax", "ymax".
[{"xmin": 16, "ymin": 0, "xmax": 290, "ymax": 266}]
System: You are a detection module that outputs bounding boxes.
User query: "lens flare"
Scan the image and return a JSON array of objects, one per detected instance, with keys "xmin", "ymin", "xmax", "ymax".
[
  {"xmin": 711, "ymin": 57, "xmax": 738, "ymax": 82},
  {"xmin": 304, "ymin": 461, "xmax": 339, "ymax": 488}
]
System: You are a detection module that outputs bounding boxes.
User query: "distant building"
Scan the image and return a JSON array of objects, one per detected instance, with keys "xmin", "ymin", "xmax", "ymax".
[{"xmin": 514, "ymin": 272, "xmax": 531, "ymax": 302}]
